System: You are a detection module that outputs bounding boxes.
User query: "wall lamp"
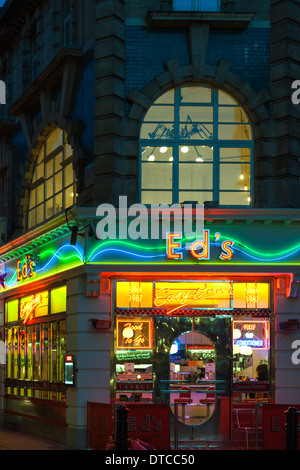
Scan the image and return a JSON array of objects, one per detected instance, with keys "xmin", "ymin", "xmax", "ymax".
[{"xmin": 89, "ymin": 319, "xmax": 111, "ymax": 330}]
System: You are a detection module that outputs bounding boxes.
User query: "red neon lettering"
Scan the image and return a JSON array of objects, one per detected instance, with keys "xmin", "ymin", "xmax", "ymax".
[
  {"xmin": 166, "ymin": 232, "xmax": 182, "ymax": 259},
  {"xmin": 220, "ymin": 240, "xmax": 234, "ymax": 260},
  {"xmin": 190, "ymin": 230, "xmax": 210, "ymax": 260}
]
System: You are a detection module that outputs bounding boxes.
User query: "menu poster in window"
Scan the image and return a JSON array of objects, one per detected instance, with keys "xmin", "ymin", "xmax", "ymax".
[{"xmin": 116, "ymin": 319, "xmax": 153, "ymax": 349}]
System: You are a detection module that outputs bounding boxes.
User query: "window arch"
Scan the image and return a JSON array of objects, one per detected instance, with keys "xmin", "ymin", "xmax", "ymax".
[
  {"xmin": 28, "ymin": 128, "xmax": 76, "ymax": 229},
  {"xmin": 139, "ymin": 84, "xmax": 254, "ymax": 207}
]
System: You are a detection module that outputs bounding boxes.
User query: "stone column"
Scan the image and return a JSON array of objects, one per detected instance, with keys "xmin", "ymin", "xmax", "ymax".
[
  {"xmin": 268, "ymin": 0, "xmax": 300, "ymax": 207},
  {"xmin": 65, "ymin": 275, "xmax": 111, "ymax": 449},
  {"xmin": 94, "ymin": 0, "xmax": 126, "ymax": 207}
]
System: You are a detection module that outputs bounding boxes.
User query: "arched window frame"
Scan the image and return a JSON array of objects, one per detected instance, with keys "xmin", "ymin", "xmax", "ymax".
[
  {"xmin": 28, "ymin": 128, "xmax": 76, "ymax": 229},
  {"xmin": 139, "ymin": 84, "xmax": 254, "ymax": 207}
]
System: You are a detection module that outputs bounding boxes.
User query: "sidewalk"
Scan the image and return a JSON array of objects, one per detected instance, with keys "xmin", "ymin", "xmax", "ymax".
[{"xmin": 0, "ymin": 427, "xmax": 71, "ymax": 450}]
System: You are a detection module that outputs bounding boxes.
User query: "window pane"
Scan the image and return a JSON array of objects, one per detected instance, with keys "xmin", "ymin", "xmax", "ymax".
[
  {"xmin": 36, "ymin": 185, "xmax": 44, "ymax": 205},
  {"xmin": 55, "ymin": 192, "xmax": 63, "ymax": 214},
  {"xmin": 140, "ymin": 123, "xmax": 174, "ymax": 140},
  {"xmin": 64, "ymin": 164, "xmax": 74, "ymax": 187},
  {"xmin": 179, "ymin": 163, "xmax": 213, "ymax": 190},
  {"xmin": 64, "ymin": 187, "xmax": 74, "ymax": 208},
  {"xmin": 65, "ymin": 143, "xmax": 73, "ymax": 159},
  {"xmin": 179, "ymin": 145, "xmax": 213, "ymax": 162},
  {"xmin": 54, "ymin": 152, "xmax": 63, "ymax": 172},
  {"xmin": 180, "ymin": 86, "xmax": 212, "ymax": 103},
  {"xmin": 5, "ymin": 299, "xmax": 19, "ymax": 323},
  {"xmin": 218, "ymin": 124, "xmax": 252, "ymax": 140},
  {"xmin": 142, "ymin": 146, "xmax": 173, "ymax": 162},
  {"xmin": 46, "ymin": 159, "xmax": 53, "ymax": 178},
  {"xmin": 144, "ymin": 106, "xmax": 174, "ymax": 122},
  {"xmin": 220, "ymin": 163, "xmax": 251, "ymax": 191},
  {"xmin": 155, "ymin": 90, "xmax": 174, "ymax": 104},
  {"xmin": 55, "ymin": 170, "xmax": 63, "ymax": 194},
  {"xmin": 180, "ymin": 106, "xmax": 213, "ymax": 123},
  {"xmin": 51, "ymin": 286, "xmax": 67, "ymax": 314},
  {"xmin": 36, "ymin": 205, "xmax": 44, "ymax": 224},
  {"xmin": 220, "ymin": 147, "xmax": 251, "ymax": 162},
  {"xmin": 219, "ymin": 191, "xmax": 251, "ymax": 206},
  {"xmin": 219, "ymin": 90, "xmax": 238, "ymax": 106},
  {"xmin": 47, "ymin": 129, "xmax": 63, "ymax": 153},
  {"xmin": 179, "ymin": 191, "xmax": 213, "ymax": 204},
  {"xmin": 46, "ymin": 177, "xmax": 53, "ymax": 199},
  {"xmin": 45, "ymin": 198, "xmax": 54, "ymax": 219},
  {"xmin": 29, "ymin": 188, "xmax": 36, "ymax": 209},
  {"xmin": 28, "ymin": 209, "xmax": 36, "ymax": 228},
  {"xmin": 142, "ymin": 162, "xmax": 172, "ymax": 190},
  {"xmin": 141, "ymin": 191, "xmax": 173, "ymax": 205},
  {"xmin": 218, "ymin": 107, "xmax": 248, "ymax": 123}
]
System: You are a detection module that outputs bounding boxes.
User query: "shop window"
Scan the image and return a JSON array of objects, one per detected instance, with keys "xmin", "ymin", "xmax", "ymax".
[
  {"xmin": 115, "ymin": 317, "xmax": 154, "ymax": 403},
  {"xmin": 173, "ymin": 0, "xmax": 220, "ymax": 12},
  {"xmin": 140, "ymin": 85, "xmax": 253, "ymax": 207},
  {"xmin": 28, "ymin": 128, "xmax": 76, "ymax": 229}
]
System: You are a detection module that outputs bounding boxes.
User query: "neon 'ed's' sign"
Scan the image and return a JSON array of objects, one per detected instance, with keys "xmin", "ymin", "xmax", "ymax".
[{"xmin": 166, "ymin": 230, "xmax": 234, "ymax": 261}]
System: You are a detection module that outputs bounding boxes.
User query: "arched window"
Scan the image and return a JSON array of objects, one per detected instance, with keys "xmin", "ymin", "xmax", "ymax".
[
  {"xmin": 28, "ymin": 128, "xmax": 76, "ymax": 229},
  {"xmin": 140, "ymin": 85, "xmax": 253, "ymax": 207}
]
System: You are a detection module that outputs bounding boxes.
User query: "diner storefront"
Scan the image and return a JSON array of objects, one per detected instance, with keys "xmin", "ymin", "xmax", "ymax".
[{"xmin": 0, "ymin": 208, "xmax": 300, "ymax": 448}]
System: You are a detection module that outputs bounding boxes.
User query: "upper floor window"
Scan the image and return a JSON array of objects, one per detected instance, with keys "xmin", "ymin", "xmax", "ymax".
[
  {"xmin": 140, "ymin": 85, "xmax": 253, "ymax": 207},
  {"xmin": 173, "ymin": 0, "xmax": 220, "ymax": 11},
  {"xmin": 28, "ymin": 128, "xmax": 76, "ymax": 229}
]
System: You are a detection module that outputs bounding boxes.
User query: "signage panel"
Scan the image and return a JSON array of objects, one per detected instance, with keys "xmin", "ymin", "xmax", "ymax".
[
  {"xmin": 116, "ymin": 318, "xmax": 153, "ymax": 349},
  {"xmin": 233, "ymin": 320, "xmax": 269, "ymax": 349}
]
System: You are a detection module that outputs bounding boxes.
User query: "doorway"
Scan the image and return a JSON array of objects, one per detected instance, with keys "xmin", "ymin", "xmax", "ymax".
[{"xmin": 154, "ymin": 316, "xmax": 232, "ymax": 443}]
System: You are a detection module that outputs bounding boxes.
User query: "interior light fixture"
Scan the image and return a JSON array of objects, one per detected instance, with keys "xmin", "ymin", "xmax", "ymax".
[
  {"xmin": 160, "ymin": 146, "xmax": 168, "ymax": 153},
  {"xmin": 240, "ymin": 174, "xmax": 244, "ymax": 180},
  {"xmin": 148, "ymin": 155, "xmax": 155, "ymax": 161},
  {"xmin": 181, "ymin": 146, "xmax": 189, "ymax": 153},
  {"xmin": 196, "ymin": 157, "xmax": 203, "ymax": 162},
  {"xmin": 244, "ymin": 185, "xmax": 248, "ymax": 191},
  {"xmin": 169, "ymin": 156, "xmax": 173, "ymax": 162}
]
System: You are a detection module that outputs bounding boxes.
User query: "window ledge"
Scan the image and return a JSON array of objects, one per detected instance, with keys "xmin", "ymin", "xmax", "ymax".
[{"xmin": 145, "ymin": 11, "xmax": 254, "ymax": 29}]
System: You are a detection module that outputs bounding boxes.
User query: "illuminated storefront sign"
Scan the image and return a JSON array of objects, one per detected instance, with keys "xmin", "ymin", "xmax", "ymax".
[
  {"xmin": 166, "ymin": 230, "xmax": 234, "ymax": 261},
  {"xmin": 233, "ymin": 320, "xmax": 269, "ymax": 349},
  {"xmin": 17, "ymin": 255, "xmax": 35, "ymax": 281},
  {"xmin": 116, "ymin": 318, "xmax": 153, "ymax": 349},
  {"xmin": 154, "ymin": 281, "xmax": 232, "ymax": 314},
  {"xmin": 116, "ymin": 281, "xmax": 270, "ymax": 314},
  {"xmin": 20, "ymin": 292, "xmax": 48, "ymax": 325}
]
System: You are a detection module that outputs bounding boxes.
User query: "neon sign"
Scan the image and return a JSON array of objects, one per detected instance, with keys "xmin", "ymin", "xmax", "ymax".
[
  {"xmin": 154, "ymin": 281, "xmax": 232, "ymax": 314},
  {"xmin": 233, "ymin": 320, "xmax": 269, "ymax": 350},
  {"xmin": 17, "ymin": 255, "xmax": 35, "ymax": 282},
  {"xmin": 20, "ymin": 294, "xmax": 42, "ymax": 324},
  {"xmin": 116, "ymin": 319, "xmax": 153, "ymax": 349},
  {"xmin": 166, "ymin": 230, "xmax": 234, "ymax": 261}
]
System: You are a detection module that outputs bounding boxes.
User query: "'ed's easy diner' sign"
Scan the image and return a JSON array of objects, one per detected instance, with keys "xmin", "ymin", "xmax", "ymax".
[{"xmin": 116, "ymin": 281, "xmax": 270, "ymax": 314}]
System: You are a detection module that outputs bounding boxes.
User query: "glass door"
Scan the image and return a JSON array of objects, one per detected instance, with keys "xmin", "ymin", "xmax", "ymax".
[{"xmin": 154, "ymin": 316, "xmax": 232, "ymax": 444}]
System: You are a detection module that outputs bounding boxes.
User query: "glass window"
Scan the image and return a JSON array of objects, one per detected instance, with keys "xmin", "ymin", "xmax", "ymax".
[
  {"xmin": 140, "ymin": 85, "xmax": 254, "ymax": 206},
  {"xmin": 28, "ymin": 129, "xmax": 76, "ymax": 229},
  {"xmin": 173, "ymin": 0, "xmax": 220, "ymax": 12}
]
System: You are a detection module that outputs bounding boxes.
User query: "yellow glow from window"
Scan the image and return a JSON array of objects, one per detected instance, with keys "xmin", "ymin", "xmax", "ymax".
[
  {"xmin": 51, "ymin": 286, "xmax": 67, "ymax": 314},
  {"xmin": 116, "ymin": 281, "xmax": 153, "ymax": 308},
  {"xmin": 5, "ymin": 299, "xmax": 19, "ymax": 323}
]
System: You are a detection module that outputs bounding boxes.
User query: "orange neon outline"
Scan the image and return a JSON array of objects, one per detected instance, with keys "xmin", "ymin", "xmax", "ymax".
[
  {"xmin": 190, "ymin": 230, "xmax": 210, "ymax": 260},
  {"xmin": 116, "ymin": 318, "xmax": 153, "ymax": 349},
  {"xmin": 166, "ymin": 232, "xmax": 182, "ymax": 259},
  {"xmin": 220, "ymin": 240, "xmax": 234, "ymax": 260}
]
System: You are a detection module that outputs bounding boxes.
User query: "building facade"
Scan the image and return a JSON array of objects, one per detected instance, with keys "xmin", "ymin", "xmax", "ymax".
[{"xmin": 0, "ymin": 0, "xmax": 300, "ymax": 449}]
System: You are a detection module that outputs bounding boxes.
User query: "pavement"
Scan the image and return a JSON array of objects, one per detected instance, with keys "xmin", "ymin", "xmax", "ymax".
[{"xmin": 0, "ymin": 427, "xmax": 71, "ymax": 450}]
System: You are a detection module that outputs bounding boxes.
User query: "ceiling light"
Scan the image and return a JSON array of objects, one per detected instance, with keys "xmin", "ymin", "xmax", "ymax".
[
  {"xmin": 148, "ymin": 155, "xmax": 155, "ymax": 161},
  {"xmin": 160, "ymin": 146, "xmax": 168, "ymax": 153},
  {"xmin": 181, "ymin": 146, "xmax": 189, "ymax": 153},
  {"xmin": 240, "ymin": 174, "xmax": 244, "ymax": 180},
  {"xmin": 196, "ymin": 157, "xmax": 203, "ymax": 162},
  {"xmin": 169, "ymin": 156, "xmax": 173, "ymax": 162}
]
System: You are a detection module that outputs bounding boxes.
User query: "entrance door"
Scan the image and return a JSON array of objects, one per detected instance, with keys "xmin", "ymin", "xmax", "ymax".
[{"xmin": 154, "ymin": 316, "xmax": 232, "ymax": 443}]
